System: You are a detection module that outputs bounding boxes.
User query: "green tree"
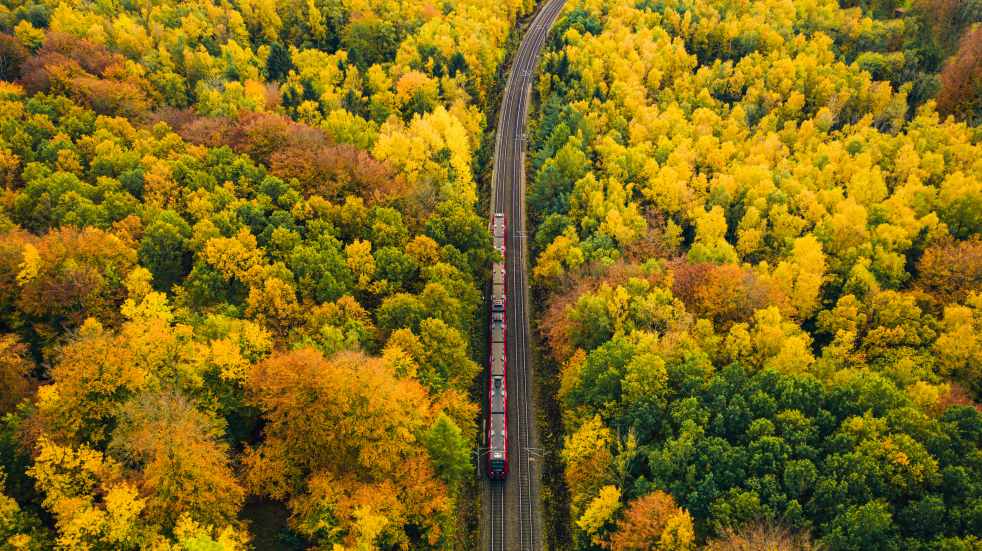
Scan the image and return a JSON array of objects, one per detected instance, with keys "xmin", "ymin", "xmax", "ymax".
[
  {"xmin": 422, "ymin": 413, "xmax": 470, "ymax": 490},
  {"xmin": 823, "ymin": 501, "xmax": 900, "ymax": 551},
  {"xmin": 266, "ymin": 42, "xmax": 293, "ymax": 81},
  {"xmin": 139, "ymin": 211, "xmax": 192, "ymax": 292}
]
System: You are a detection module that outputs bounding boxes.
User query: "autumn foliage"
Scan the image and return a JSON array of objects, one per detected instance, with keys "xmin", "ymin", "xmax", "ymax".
[
  {"xmin": 0, "ymin": 0, "xmax": 977, "ymax": 546},
  {"xmin": 0, "ymin": 0, "xmax": 526, "ymax": 545},
  {"xmin": 705, "ymin": 522, "xmax": 818, "ymax": 551},
  {"xmin": 271, "ymin": 142, "xmax": 406, "ymax": 203},
  {"xmin": 606, "ymin": 491, "xmax": 695, "ymax": 551},
  {"xmin": 532, "ymin": 0, "xmax": 982, "ymax": 549},
  {"xmin": 21, "ymin": 32, "xmax": 150, "ymax": 116},
  {"xmin": 670, "ymin": 262, "xmax": 786, "ymax": 330},
  {"xmin": 915, "ymin": 238, "xmax": 982, "ymax": 306},
  {"xmin": 243, "ymin": 348, "xmax": 452, "ymax": 547},
  {"xmin": 937, "ymin": 26, "xmax": 982, "ymax": 123},
  {"xmin": 3, "ymin": 227, "xmax": 136, "ymax": 345},
  {"xmin": 0, "ymin": 33, "xmax": 27, "ymax": 81},
  {"xmin": 0, "ymin": 334, "xmax": 34, "ymax": 414}
]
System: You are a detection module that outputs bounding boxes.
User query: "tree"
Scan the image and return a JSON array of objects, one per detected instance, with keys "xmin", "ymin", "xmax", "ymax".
[
  {"xmin": 916, "ymin": 238, "xmax": 982, "ymax": 306},
  {"xmin": 577, "ymin": 485, "xmax": 622, "ymax": 546},
  {"xmin": 417, "ymin": 318, "xmax": 479, "ymax": 392},
  {"xmin": 937, "ymin": 171, "xmax": 982, "ymax": 240},
  {"xmin": 424, "ymin": 201, "xmax": 494, "ymax": 275},
  {"xmin": 0, "ymin": 34, "xmax": 28, "ymax": 81},
  {"xmin": 139, "ymin": 211, "xmax": 192, "ymax": 292},
  {"xmin": 563, "ymin": 416, "xmax": 615, "ymax": 516},
  {"xmin": 342, "ymin": 16, "xmax": 399, "ymax": 69},
  {"xmin": 171, "ymin": 513, "xmax": 250, "ymax": 550},
  {"xmin": 13, "ymin": 227, "xmax": 137, "ymax": 342},
  {"xmin": 421, "ymin": 413, "xmax": 470, "ymax": 490},
  {"xmin": 245, "ymin": 348, "xmax": 429, "ymax": 486},
  {"xmin": 376, "ymin": 293, "xmax": 426, "ymax": 336},
  {"xmin": 934, "ymin": 295, "xmax": 982, "ymax": 397},
  {"xmin": 374, "ymin": 246, "xmax": 418, "ymax": 291},
  {"xmin": 566, "ymin": 289, "xmax": 615, "ymax": 352},
  {"xmin": 266, "ymin": 43, "xmax": 293, "ymax": 81},
  {"xmin": 936, "ymin": 24, "xmax": 981, "ymax": 124},
  {"xmin": 534, "ymin": 226, "xmax": 585, "ymax": 288},
  {"xmin": 270, "ymin": 144, "xmax": 404, "ymax": 203},
  {"xmin": 688, "ymin": 207, "xmax": 738, "ymax": 264},
  {"xmin": 823, "ymin": 501, "xmax": 900, "ymax": 551},
  {"xmin": 770, "ymin": 235, "xmax": 826, "ymax": 319},
  {"xmin": 913, "ymin": 0, "xmax": 972, "ymax": 54},
  {"xmin": 606, "ymin": 491, "xmax": 695, "ymax": 551},
  {"xmin": 705, "ymin": 521, "xmax": 818, "ymax": 551},
  {"xmin": 19, "ymin": 32, "xmax": 150, "ymax": 117},
  {"xmin": 395, "ymin": 71, "xmax": 439, "ymax": 118},
  {"xmin": 32, "ymin": 279, "xmax": 247, "ymax": 448},
  {"xmin": 29, "ymin": 435, "xmax": 247, "ymax": 549},
  {"xmin": 671, "ymin": 262, "xmax": 785, "ymax": 330},
  {"xmin": 0, "ymin": 466, "xmax": 51, "ymax": 549},
  {"xmin": 107, "ymin": 391, "xmax": 245, "ymax": 530},
  {"xmin": 725, "ymin": 307, "xmax": 815, "ymax": 374},
  {"xmin": 243, "ymin": 349, "xmax": 449, "ymax": 547},
  {"xmin": 28, "ymin": 437, "xmax": 153, "ymax": 549},
  {"xmin": 245, "ymin": 277, "xmax": 302, "ymax": 338},
  {"xmin": 299, "ymin": 295, "xmax": 376, "ymax": 355},
  {"xmin": 345, "ymin": 238, "xmax": 376, "ymax": 291},
  {"xmin": 239, "ymin": 0, "xmax": 282, "ymax": 40},
  {"xmin": 530, "ymin": 136, "xmax": 591, "ymax": 220},
  {"xmin": 0, "ymin": 335, "xmax": 34, "ymax": 415}
]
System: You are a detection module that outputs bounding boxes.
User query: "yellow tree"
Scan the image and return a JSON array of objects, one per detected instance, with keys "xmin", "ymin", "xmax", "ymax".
[
  {"xmin": 108, "ymin": 391, "xmax": 245, "ymax": 530},
  {"xmin": 28, "ymin": 437, "xmax": 153, "ymax": 549},
  {"xmin": 688, "ymin": 206, "xmax": 738, "ymax": 264},
  {"xmin": 577, "ymin": 485, "xmax": 622, "ymax": 546},
  {"xmin": 934, "ymin": 293, "xmax": 982, "ymax": 397},
  {"xmin": 563, "ymin": 415, "xmax": 615, "ymax": 518},
  {"xmin": 14, "ymin": 227, "xmax": 137, "ymax": 342},
  {"xmin": 768, "ymin": 235, "xmax": 827, "ymax": 319}
]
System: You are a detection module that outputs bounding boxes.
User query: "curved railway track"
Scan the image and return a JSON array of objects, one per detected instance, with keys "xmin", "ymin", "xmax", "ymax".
[{"xmin": 485, "ymin": 1, "xmax": 566, "ymax": 549}]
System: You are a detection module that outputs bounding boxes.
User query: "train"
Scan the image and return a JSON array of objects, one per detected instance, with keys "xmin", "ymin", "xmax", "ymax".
[{"xmin": 487, "ymin": 212, "xmax": 509, "ymax": 480}]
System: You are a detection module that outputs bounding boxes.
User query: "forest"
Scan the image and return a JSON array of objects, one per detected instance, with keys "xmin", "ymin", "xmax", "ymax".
[
  {"xmin": 527, "ymin": 0, "xmax": 981, "ymax": 549},
  {"xmin": 0, "ymin": 0, "xmax": 537, "ymax": 548},
  {"xmin": 0, "ymin": 0, "xmax": 980, "ymax": 549}
]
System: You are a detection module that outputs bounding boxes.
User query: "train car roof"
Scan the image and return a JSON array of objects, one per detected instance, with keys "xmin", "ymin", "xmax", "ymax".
[
  {"xmin": 491, "ymin": 322, "xmax": 505, "ymax": 343},
  {"xmin": 493, "ymin": 267, "xmax": 506, "ymax": 286},
  {"xmin": 491, "ymin": 345, "xmax": 505, "ymax": 376},
  {"xmin": 491, "ymin": 376, "xmax": 505, "ymax": 413},
  {"xmin": 489, "ymin": 412, "xmax": 506, "ymax": 456}
]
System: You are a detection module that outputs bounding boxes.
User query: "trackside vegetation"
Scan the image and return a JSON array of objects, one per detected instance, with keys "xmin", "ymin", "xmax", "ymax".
[
  {"xmin": 527, "ymin": 0, "xmax": 982, "ymax": 549},
  {"xmin": 0, "ymin": 0, "xmax": 536, "ymax": 548}
]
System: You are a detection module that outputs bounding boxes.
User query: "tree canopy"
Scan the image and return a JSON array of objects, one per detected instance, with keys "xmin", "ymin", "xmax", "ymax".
[
  {"xmin": 0, "ymin": 0, "xmax": 534, "ymax": 546},
  {"xmin": 530, "ymin": 0, "xmax": 982, "ymax": 548}
]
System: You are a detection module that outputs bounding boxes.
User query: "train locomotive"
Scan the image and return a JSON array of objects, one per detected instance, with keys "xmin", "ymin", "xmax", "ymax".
[{"xmin": 487, "ymin": 212, "xmax": 509, "ymax": 480}]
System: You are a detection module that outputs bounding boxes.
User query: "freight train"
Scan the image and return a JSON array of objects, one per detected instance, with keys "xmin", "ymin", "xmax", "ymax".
[{"xmin": 487, "ymin": 212, "xmax": 508, "ymax": 480}]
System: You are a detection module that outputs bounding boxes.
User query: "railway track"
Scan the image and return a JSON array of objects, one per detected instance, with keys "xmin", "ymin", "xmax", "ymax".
[
  {"xmin": 485, "ymin": 0, "xmax": 566, "ymax": 549},
  {"xmin": 489, "ymin": 482, "xmax": 505, "ymax": 551}
]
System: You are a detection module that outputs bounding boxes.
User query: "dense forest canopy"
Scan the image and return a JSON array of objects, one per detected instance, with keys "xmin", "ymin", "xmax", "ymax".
[
  {"xmin": 0, "ymin": 0, "xmax": 535, "ymax": 548},
  {"xmin": 0, "ymin": 0, "xmax": 979, "ymax": 549},
  {"xmin": 527, "ymin": 0, "xmax": 981, "ymax": 549}
]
